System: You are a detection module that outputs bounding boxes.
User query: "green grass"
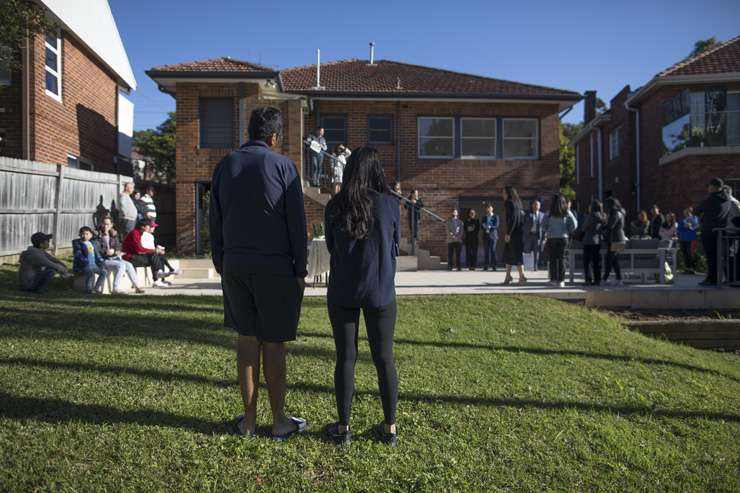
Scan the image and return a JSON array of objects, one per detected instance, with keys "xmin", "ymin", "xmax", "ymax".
[{"xmin": 0, "ymin": 266, "xmax": 738, "ymax": 492}]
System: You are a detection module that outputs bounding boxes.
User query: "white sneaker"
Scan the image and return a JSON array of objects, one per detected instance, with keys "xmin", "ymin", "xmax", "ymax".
[
  {"xmin": 558, "ymin": 281, "xmax": 565, "ymax": 288},
  {"xmin": 153, "ymin": 279, "xmax": 168, "ymax": 287},
  {"xmin": 171, "ymin": 269, "xmax": 182, "ymax": 276}
]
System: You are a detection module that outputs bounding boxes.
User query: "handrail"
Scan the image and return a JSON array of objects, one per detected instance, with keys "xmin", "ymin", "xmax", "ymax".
[{"xmin": 387, "ymin": 189, "xmax": 445, "ymax": 223}]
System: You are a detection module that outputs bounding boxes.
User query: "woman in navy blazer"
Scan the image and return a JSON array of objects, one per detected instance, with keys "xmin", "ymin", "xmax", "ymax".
[{"xmin": 323, "ymin": 146, "xmax": 400, "ymax": 446}]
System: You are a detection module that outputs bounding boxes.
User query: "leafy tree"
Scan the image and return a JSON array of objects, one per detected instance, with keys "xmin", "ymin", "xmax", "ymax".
[
  {"xmin": 690, "ymin": 37, "xmax": 719, "ymax": 57},
  {"xmin": 559, "ymin": 122, "xmax": 583, "ymax": 201},
  {"xmin": 0, "ymin": 0, "xmax": 56, "ymax": 70},
  {"xmin": 596, "ymin": 97, "xmax": 607, "ymax": 114},
  {"xmin": 132, "ymin": 112, "xmax": 176, "ymax": 183}
]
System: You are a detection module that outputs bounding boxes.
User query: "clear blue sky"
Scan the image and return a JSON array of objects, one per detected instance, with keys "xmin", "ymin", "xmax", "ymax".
[{"xmin": 109, "ymin": 0, "xmax": 740, "ymax": 131}]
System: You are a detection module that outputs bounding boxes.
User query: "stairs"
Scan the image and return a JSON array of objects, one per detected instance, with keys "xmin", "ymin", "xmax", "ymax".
[
  {"xmin": 398, "ymin": 238, "xmax": 445, "ymax": 271},
  {"xmin": 303, "ymin": 183, "xmax": 331, "ymax": 206},
  {"xmin": 177, "ymin": 258, "xmax": 219, "ymax": 280}
]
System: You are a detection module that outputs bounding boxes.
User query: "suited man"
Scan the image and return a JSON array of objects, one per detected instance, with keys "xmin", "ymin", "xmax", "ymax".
[
  {"xmin": 522, "ymin": 199, "xmax": 545, "ymax": 271},
  {"xmin": 480, "ymin": 204, "xmax": 499, "ymax": 271}
]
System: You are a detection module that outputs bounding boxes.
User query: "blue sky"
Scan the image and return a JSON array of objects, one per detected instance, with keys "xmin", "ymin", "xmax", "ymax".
[{"xmin": 110, "ymin": 0, "xmax": 740, "ymax": 130}]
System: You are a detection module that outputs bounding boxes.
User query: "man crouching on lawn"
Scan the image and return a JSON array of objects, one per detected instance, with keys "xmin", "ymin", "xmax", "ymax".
[
  {"xmin": 18, "ymin": 232, "xmax": 72, "ymax": 293},
  {"xmin": 209, "ymin": 106, "xmax": 308, "ymax": 440}
]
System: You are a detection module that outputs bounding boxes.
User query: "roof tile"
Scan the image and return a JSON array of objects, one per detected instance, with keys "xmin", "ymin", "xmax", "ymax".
[
  {"xmin": 658, "ymin": 36, "xmax": 740, "ymax": 77},
  {"xmin": 148, "ymin": 57, "xmax": 275, "ymax": 73}
]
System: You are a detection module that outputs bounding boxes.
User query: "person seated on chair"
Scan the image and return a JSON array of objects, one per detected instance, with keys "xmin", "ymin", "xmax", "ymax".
[
  {"xmin": 122, "ymin": 219, "xmax": 170, "ymax": 287},
  {"xmin": 72, "ymin": 226, "xmax": 108, "ymax": 294},
  {"xmin": 96, "ymin": 216, "xmax": 144, "ymax": 294},
  {"xmin": 140, "ymin": 223, "xmax": 180, "ymax": 282},
  {"xmin": 18, "ymin": 232, "xmax": 72, "ymax": 293}
]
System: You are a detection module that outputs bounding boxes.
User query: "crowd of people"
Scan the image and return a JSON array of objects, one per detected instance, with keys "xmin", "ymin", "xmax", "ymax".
[
  {"xmin": 17, "ymin": 184, "xmax": 180, "ymax": 295},
  {"xmin": 437, "ymin": 178, "xmax": 740, "ymax": 287}
]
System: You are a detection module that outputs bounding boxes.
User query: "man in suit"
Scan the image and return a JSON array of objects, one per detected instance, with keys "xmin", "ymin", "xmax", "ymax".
[
  {"xmin": 480, "ymin": 204, "xmax": 499, "ymax": 271},
  {"xmin": 522, "ymin": 199, "xmax": 544, "ymax": 271}
]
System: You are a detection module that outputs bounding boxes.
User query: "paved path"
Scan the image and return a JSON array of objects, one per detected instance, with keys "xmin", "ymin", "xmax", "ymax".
[{"xmin": 145, "ymin": 269, "xmax": 711, "ymax": 299}]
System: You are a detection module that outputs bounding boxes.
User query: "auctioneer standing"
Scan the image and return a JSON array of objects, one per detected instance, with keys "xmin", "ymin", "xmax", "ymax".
[
  {"xmin": 209, "ymin": 107, "xmax": 308, "ymax": 440},
  {"xmin": 323, "ymin": 146, "xmax": 400, "ymax": 446}
]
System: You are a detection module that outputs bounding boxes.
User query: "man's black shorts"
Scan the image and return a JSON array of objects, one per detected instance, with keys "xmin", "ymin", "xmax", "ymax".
[{"xmin": 222, "ymin": 271, "xmax": 304, "ymax": 342}]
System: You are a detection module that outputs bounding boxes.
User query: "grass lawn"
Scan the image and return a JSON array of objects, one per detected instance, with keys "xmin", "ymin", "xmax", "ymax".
[{"xmin": 0, "ymin": 266, "xmax": 738, "ymax": 492}]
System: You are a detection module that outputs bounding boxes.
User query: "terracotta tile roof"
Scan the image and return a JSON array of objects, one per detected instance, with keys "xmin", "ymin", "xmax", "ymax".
[
  {"xmin": 279, "ymin": 59, "xmax": 580, "ymax": 99},
  {"xmin": 147, "ymin": 57, "xmax": 276, "ymax": 74},
  {"xmin": 658, "ymin": 36, "xmax": 740, "ymax": 77}
]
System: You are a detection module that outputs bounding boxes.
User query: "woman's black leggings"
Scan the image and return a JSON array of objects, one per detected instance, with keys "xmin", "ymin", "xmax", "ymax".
[
  {"xmin": 328, "ymin": 302, "xmax": 398, "ymax": 426},
  {"xmin": 603, "ymin": 249, "xmax": 622, "ymax": 281}
]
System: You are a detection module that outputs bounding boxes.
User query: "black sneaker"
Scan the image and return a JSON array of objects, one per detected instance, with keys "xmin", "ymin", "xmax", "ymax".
[
  {"xmin": 373, "ymin": 422, "xmax": 397, "ymax": 447},
  {"xmin": 323, "ymin": 423, "xmax": 351, "ymax": 445}
]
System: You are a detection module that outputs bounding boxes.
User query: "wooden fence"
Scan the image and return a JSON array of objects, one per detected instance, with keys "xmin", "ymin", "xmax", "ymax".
[{"xmin": 0, "ymin": 156, "xmax": 131, "ymax": 257}]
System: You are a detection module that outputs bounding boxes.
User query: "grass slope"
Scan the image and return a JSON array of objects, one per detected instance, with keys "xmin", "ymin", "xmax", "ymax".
[{"xmin": 0, "ymin": 268, "xmax": 738, "ymax": 492}]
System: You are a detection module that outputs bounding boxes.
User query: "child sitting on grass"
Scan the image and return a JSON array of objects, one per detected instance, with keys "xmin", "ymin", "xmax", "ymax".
[
  {"xmin": 72, "ymin": 226, "xmax": 108, "ymax": 294},
  {"xmin": 18, "ymin": 232, "xmax": 72, "ymax": 293}
]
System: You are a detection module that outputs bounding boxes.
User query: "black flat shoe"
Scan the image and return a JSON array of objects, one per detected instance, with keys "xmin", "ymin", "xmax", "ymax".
[
  {"xmin": 323, "ymin": 423, "xmax": 351, "ymax": 445},
  {"xmin": 373, "ymin": 422, "xmax": 397, "ymax": 447},
  {"xmin": 272, "ymin": 416, "xmax": 307, "ymax": 441}
]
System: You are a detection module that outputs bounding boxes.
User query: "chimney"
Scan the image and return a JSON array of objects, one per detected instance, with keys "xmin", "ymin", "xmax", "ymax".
[
  {"xmin": 369, "ymin": 42, "xmax": 375, "ymax": 65},
  {"xmin": 314, "ymin": 48, "xmax": 324, "ymax": 89},
  {"xmin": 584, "ymin": 90, "xmax": 597, "ymax": 123}
]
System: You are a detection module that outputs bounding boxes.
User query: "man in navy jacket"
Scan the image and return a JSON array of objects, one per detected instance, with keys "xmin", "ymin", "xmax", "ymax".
[{"xmin": 210, "ymin": 107, "xmax": 308, "ymax": 440}]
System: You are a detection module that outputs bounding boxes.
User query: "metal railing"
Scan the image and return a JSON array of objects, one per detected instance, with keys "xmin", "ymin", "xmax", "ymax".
[
  {"xmin": 389, "ymin": 190, "xmax": 444, "ymax": 255},
  {"xmin": 716, "ymin": 227, "xmax": 740, "ymax": 288}
]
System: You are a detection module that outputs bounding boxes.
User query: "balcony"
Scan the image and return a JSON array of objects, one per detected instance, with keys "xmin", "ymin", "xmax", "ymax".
[{"xmin": 661, "ymin": 110, "xmax": 740, "ymax": 165}]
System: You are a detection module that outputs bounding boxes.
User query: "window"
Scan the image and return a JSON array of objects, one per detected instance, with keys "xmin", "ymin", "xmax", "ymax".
[
  {"xmin": 368, "ymin": 115, "xmax": 393, "ymax": 144},
  {"xmin": 728, "ymin": 92, "xmax": 740, "ymax": 146},
  {"xmin": 44, "ymin": 31, "xmax": 62, "ymax": 101},
  {"xmin": 199, "ymin": 97, "xmax": 233, "ymax": 148},
  {"xmin": 67, "ymin": 155, "xmax": 93, "ymax": 171},
  {"xmin": 461, "ymin": 118, "xmax": 496, "ymax": 158},
  {"xmin": 418, "ymin": 117, "xmax": 454, "ymax": 158},
  {"xmin": 609, "ymin": 126, "xmax": 621, "ymax": 160},
  {"xmin": 321, "ymin": 114, "xmax": 347, "ymax": 148},
  {"xmin": 502, "ymin": 118, "xmax": 537, "ymax": 159}
]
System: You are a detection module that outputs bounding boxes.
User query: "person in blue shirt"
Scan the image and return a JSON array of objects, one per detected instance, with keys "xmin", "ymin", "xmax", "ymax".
[
  {"xmin": 480, "ymin": 205, "xmax": 499, "ymax": 270},
  {"xmin": 72, "ymin": 226, "xmax": 107, "ymax": 294},
  {"xmin": 323, "ymin": 146, "xmax": 400, "ymax": 447},
  {"xmin": 677, "ymin": 206, "xmax": 699, "ymax": 274},
  {"xmin": 210, "ymin": 107, "xmax": 308, "ymax": 441}
]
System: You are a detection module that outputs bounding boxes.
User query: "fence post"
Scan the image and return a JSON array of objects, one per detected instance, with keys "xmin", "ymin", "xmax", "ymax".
[{"xmin": 52, "ymin": 164, "xmax": 65, "ymax": 255}]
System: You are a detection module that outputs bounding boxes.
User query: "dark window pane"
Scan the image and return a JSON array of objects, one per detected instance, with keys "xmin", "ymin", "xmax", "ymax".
[
  {"xmin": 45, "ymin": 71, "xmax": 58, "ymax": 95},
  {"xmin": 420, "ymin": 137, "xmax": 453, "ymax": 157},
  {"xmin": 368, "ymin": 116, "xmax": 393, "ymax": 143},
  {"xmin": 419, "ymin": 118, "xmax": 453, "ymax": 138},
  {"xmin": 199, "ymin": 97, "xmax": 233, "ymax": 148},
  {"xmin": 503, "ymin": 120, "xmax": 536, "ymax": 138},
  {"xmin": 45, "ymin": 47, "xmax": 57, "ymax": 72},
  {"xmin": 462, "ymin": 118, "xmax": 495, "ymax": 138},
  {"xmin": 503, "ymin": 139, "xmax": 536, "ymax": 158},
  {"xmin": 45, "ymin": 32, "xmax": 58, "ymax": 46},
  {"xmin": 461, "ymin": 138, "xmax": 495, "ymax": 157},
  {"xmin": 67, "ymin": 156, "xmax": 79, "ymax": 168},
  {"xmin": 321, "ymin": 115, "xmax": 346, "ymax": 145}
]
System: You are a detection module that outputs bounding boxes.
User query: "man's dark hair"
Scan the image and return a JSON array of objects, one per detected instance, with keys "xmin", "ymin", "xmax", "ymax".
[
  {"xmin": 710, "ymin": 177, "xmax": 724, "ymax": 189},
  {"xmin": 248, "ymin": 107, "xmax": 283, "ymax": 141},
  {"xmin": 79, "ymin": 226, "xmax": 94, "ymax": 236}
]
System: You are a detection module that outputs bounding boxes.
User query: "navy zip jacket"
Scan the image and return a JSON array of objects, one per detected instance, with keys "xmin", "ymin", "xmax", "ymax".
[
  {"xmin": 325, "ymin": 190, "xmax": 399, "ymax": 308},
  {"xmin": 209, "ymin": 141, "xmax": 307, "ymax": 278}
]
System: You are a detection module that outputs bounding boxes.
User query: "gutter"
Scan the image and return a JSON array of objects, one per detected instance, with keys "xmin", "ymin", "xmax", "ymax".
[
  {"xmin": 625, "ymin": 102, "xmax": 641, "ymax": 211},
  {"xmin": 298, "ymin": 91, "xmax": 581, "ymax": 102}
]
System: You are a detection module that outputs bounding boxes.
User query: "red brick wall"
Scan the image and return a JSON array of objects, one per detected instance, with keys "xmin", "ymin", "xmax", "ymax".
[
  {"xmin": 307, "ymin": 100, "xmax": 562, "ymax": 258},
  {"xmin": 26, "ymin": 31, "xmax": 119, "ymax": 171},
  {"xmin": 175, "ymin": 82, "xmax": 304, "ymax": 253}
]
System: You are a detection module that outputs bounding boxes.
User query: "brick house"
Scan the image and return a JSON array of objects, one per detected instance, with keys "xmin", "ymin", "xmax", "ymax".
[
  {"xmin": 572, "ymin": 36, "xmax": 740, "ymax": 217},
  {"xmin": 147, "ymin": 55, "xmax": 581, "ymax": 258},
  {"xmin": 0, "ymin": 0, "xmax": 136, "ymax": 172}
]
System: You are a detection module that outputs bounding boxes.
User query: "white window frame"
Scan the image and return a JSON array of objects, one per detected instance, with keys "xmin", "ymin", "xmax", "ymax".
[
  {"xmin": 460, "ymin": 117, "xmax": 496, "ymax": 159},
  {"xmin": 417, "ymin": 116, "xmax": 455, "ymax": 159},
  {"xmin": 609, "ymin": 126, "xmax": 621, "ymax": 160},
  {"xmin": 502, "ymin": 118, "xmax": 538, "ymax": 160},
  {"xmin": 44, "ymin": 31, "xmax": 62, "ymax": 102}
]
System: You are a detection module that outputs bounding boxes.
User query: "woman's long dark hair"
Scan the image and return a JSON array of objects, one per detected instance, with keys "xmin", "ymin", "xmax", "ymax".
[
  {"xmin": 330, "ymin": 146, "xmax": 387, "ymax": 240},
  {"xmin": 504, "ymin": 186, "xmax": 522, "ymax": 209},
  {"xmin": 549, "ymin": 194, "xmax": 566, "ymax": 218}
]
